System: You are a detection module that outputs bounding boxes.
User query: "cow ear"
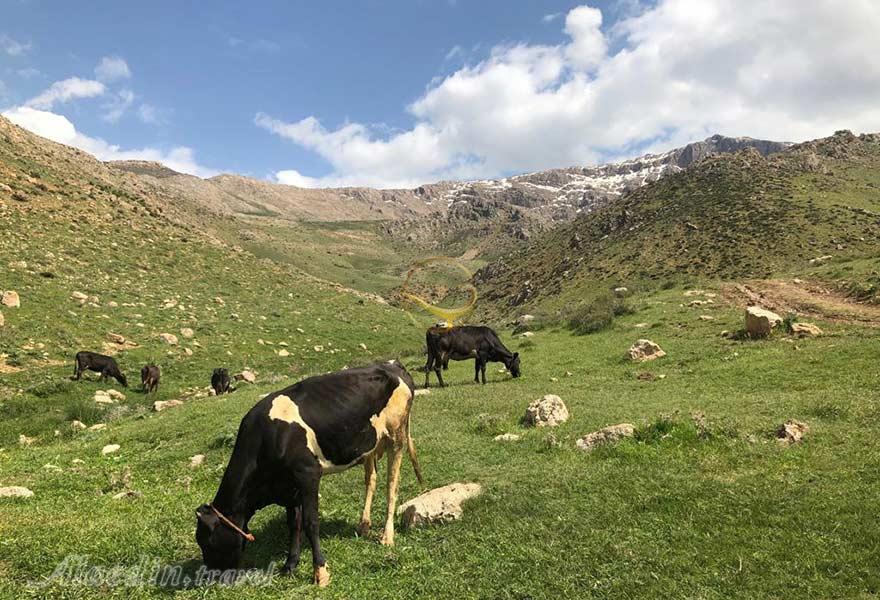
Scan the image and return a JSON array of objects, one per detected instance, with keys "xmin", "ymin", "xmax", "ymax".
[{"xmin": 513, "ymin": 352, "xmax": 519, "ymax": 359}]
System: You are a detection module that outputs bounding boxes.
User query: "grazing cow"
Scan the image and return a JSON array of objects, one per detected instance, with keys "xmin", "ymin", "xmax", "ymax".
[
  {"xmin": 141, "ymin": 364, "xmax": 160, "ymax": 394},
  {"xmin": 424, "ymin": 325, "xmax": 520, "ymax": 387},
  {"xmin": 195, "ymin": 361, "xmax": 423, "ymax": 587},
  {"xmin": 72, "ymin": 351, "xmax": 128, "ymax": 387},
  {"xmin": 211, "ymin": 368, "xmax": 232, "ymax": 396}
]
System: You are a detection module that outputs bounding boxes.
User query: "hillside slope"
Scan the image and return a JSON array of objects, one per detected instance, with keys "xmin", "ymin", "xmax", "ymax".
[{"xmin": 475, "ymin": 130, "xmax": 880, "ymax": 312}]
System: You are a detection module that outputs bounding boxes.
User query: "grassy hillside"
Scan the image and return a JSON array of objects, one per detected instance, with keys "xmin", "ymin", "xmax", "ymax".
[{"xmin": 476, "ymin": 131, "xmax": 880, "ymax": 317}]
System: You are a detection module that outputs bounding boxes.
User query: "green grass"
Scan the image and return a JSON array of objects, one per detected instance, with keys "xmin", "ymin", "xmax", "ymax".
[{"xmin": 2, "ymin": 285, "xmax": 880, "ymax": 598}]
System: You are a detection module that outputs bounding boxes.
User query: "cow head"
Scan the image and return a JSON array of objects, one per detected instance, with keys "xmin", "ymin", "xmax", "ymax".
[
  {"xmin": 116, "ymin": 372, "xmax": 128, "ymax": 388},
  {"xmin": 505, "ymin": 352, "xmax": 521, "ymax": 378},
  {"xmin": 195, "ymin": 504, "xmax": 245, "ymax": 571}
]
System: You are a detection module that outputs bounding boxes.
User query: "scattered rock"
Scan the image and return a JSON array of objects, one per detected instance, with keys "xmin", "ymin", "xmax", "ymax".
[
  {"xmin": 89, "ymin": 423, "xmax": 106, "ymax": 431},
  {"xmin": 397, "ymin": 482, "xmax": 483, "ymax": 528},
  {"xmin": 628, "ymin": 339, "xmax": 666, "ymax": 362},
  {"xmin": 358, "ymin": 343, "xmax": 368, "ymax": 351},
  {"xmin": 515, "ymin": 314, "xmax": 535, "ymax": 328},
  {"xmin": 107, "ymin": 332, "xmax": 126, "ymax": 345},
  {"xmin": 809, "ymin": 255, "xmax": 832, "ymax": 265},
  {"xmin": 313, "ymin": 345, "xmax": 324, "ymax": 352},
  {"xmin": 159, "ymin": 333, "xmax": 178, "ymax": 345},
  {"xmin": 519, "ymin": 331, "xmax": 535, "ymax": 338},
  {"xmin": 0, "ymin": 486, "xmax": 34, "ymax": 498},
  {"xmin": 575, "ymin": 423, "xmax": 635, "ymax": 451},
  {"xmin": 683, "ymin": 290, "xmax": 705, "ymax": 297},
  {"xmin": 153, "ymin": 399, "xmax": 183, "ymax": 412},
  {"xmin": 214, "ymin": 297, "xmax": 225, "ymax": 306},
  {"xmin": 107, "ymin": 390, "xmax": 126, "ymax": 401},
  {"xmin": 613, "ymin": 287, "xmax": 628, "ymax": 297},
  {"xmin": 523, "ymin": 394, "xmax": 569, "ymax": 427},
  {"xmin": 184, "ymin": 348, "xmax": 193, "ymax": 356},
  {"xmin": 101, "ymin": 444, "xmax": 121, "ymax": 455},
  {"xmin": 493, "ymin": 433, "xmax": 521, "ymax": 442},
  {"xmin": 776, "ymin": 419, "xmax": 809, "ymax": 445},
  {"xmin": 1, "ymin": 290, "xmax": 20, "ymax": 308},
  {"xmin": 699, "ymin": 315, "xmax": 715, "ymax": 321},
  {"xmin": 180, "ymin": 327, "xmax": 195, "ymax": 338},
  {"xmin": 94, "ymin": 391, "xmax": 115, "ymax": 405},
  {"xmin": 18, "ymin": 433, "xmax": 35, "ymax": 446},
  {"xmin": 71, "ymin": 420, "xmax": 87, "ymax": 430},
  {"xmin": 633, "ymin": 322, "xmax": 649, "ymax": 328},
  {"xmin": 791, "ymin": 322, "xmax": 822, "ymax": 337},
  {"xmin": 745, "ymin": 306, "xmax": 782, "ymax": 338},
  {"xmin": 0, "ymin": 312, "xmax": 4, "ymax": 327},
  {"xmin": 189, "ymin": 454, "xmax": 205, "ymax": 468},
  {"xmin": 235, "ymin": 370, "xmax": 256, "ymax": 383},
  {"xmin": 278, "ymin": 349, "xmax": 290, "ymax": 357},
  {"xmin": 112, "ymin": 490, "xmax": 142, "ymax": 500},
  {"xmin": 71, "ymin": 291, "xmax": 88, "ymax": 302},
  {"xmin": 414, "ymin": 388, "xmax": 431, "ymax": 396}
]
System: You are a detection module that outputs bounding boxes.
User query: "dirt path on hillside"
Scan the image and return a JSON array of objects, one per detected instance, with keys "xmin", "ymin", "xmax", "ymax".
[{"xmin": 722, "ymin": 279, "xmax": 880, "ymax": 327}]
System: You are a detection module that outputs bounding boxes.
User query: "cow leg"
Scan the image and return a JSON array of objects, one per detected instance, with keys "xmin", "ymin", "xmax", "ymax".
[
  {"xmin": 380, "ymin": 441, "xmax": 404, "ymax": 546},
  {"xmin": 298, "ymin": 474, "xmax": 329, "ymax": 587},
  {"xmin": 473, "ymin": 358, "xmax": 481, "ymax": 383},
  {"xmin": 481, "ymin": 361, "xmax": 487, "ymax": 385},
  {"xmin": 423, "ymin": 354, "xmax": 433, "ymax": 388},
  {"xmin": 281, "ymin": 505, "xmax": 302, "ymax": 575},
  {"xmin": 434, "ymin": 363, "xmax": 445, "ymax": 387},
  {"xmin": 358, "ymin": 454, "xmax": 378, "ymax": 537}
]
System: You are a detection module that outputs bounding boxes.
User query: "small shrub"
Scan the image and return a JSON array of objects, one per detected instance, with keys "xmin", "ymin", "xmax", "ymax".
[
  {"xmin": 28, "ymin": 379, "xmax": 72, "ymax": 398},
  {"xmin": 782, "ymin": 313, "xmax": 799, "ymax": 334},
  {"xmin": 474, "ymin": 413, "xmax": 506, "ymax": 436},
  {"xmin": 210, "ymin": 428, "xmax": 238, "ymax": 449},
  {"xmin": 518, "ymin": 339, "xmax": 537, "ymax": 351},
  {"xmin": 64, "ymin": 397, "xmax": 104, "ymax": 424},
  {"xmin": 565, "ymin": 292, "xmax": 634, "ymax": 335}
]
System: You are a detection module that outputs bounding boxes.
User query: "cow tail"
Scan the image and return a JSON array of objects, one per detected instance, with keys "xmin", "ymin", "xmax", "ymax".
[{"xmin": 405, "ymin": 413, "xmax": 424, "ymax": 486}]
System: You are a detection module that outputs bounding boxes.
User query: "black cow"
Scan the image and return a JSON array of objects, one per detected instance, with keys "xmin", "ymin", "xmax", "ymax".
[
  {"xmin": 211, "ymin": 368, "xmax": 232, "ymax": 396},
  {"xmin": 141, "ymin": 364, "xmax": 160, "ymax": 394},
  {"xmin": 72, "ymin": 351, "xmax": 127, "ymax": 387},
  {"xmin": 195, "ymin": 361, "xmax": 423, "ymax": 587},
  {"xmin": 424, "ymin": 325, "xmax": 520, "ymax": 387}
]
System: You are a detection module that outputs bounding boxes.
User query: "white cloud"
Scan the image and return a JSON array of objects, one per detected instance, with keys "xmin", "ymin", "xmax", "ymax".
[
  {"xmin": 256, "ymin": 0, "xmax": 880, "ymax": 189},
  {"xmin": 26, "ymin": 77, "xmax": 105, "ymax": 110},
  {"xmin": 137, "ymin": 103, "xmax": 161, "ymax": 124},
  {"xmin": 0, "ymin": 34, "xmax": 31, "ymax": 56},
  {"xmin": 94, "ymin": 56, "xmax": 131, "ymax": 81},
  {"xmin": 3, "ymin": 106, "xmax": 216, "ymax": 177},
  {"xmin": 542, "ymin": 13, "xmax": 561, "ymax": 23},
  {"xmin": 17, "ymin": 67, "xmax": 41, "ymax": 79},
  {"xmin": 102, "ymin": 88, "xmax": 135, "ymax": 123}
]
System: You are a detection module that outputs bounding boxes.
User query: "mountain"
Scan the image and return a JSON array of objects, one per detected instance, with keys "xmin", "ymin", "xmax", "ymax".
[
  {"xmin": 473, "ymin": 130, "xmax": 880, "ymax": 314},
  {"xmin": 108, "ymin": 134, "xmax": 788, "ymax": 235}
]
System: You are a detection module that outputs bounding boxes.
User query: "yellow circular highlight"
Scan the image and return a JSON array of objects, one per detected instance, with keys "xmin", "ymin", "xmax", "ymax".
[{"xmin": 399, "ymin": 256, "xmax": 477, "ymax": 326}]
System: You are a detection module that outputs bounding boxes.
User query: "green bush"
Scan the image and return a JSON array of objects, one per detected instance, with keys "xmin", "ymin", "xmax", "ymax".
[
  {"xmin": 565, "ymin": 292, "xmax": 634, "ymax": 335},
  {"xmin": 473, "ymin": 413, "xmax": 506, "ymax": 436},
  {"xmin": 64, "ymin": 397, "xmax": 105, "ymax": 425}
]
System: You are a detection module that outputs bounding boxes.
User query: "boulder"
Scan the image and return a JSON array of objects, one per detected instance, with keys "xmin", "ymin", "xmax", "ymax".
[
  {"xmin": 153, "ymin": 399, "xmax": 183, "ymax": 412},
  {"xmin": 101, "ymin": 444, "xmax": 120, "ymax": 455},
  {"xmin": 523, "ymin": 394, "xmax": 569, "ymax": 427},
  {"xmin": 628, "ymin": 339, "xmax": 666, "ymax": 362},
  {"xmin": 516, "ymin": 314, "xmax": 535, "ymax": 328},
  {"xmin": 94, "ymin": 391, "xmax": 115, "ymax": 405},
  {"xmin": 1, "ymin": 290, "xmax": 20, "ymax": 308},
  {"xmin": 107, "ymin": 390, "xmax": 126, "ymax": 401},
  {"xmin": 159, "ymin": 333, "xmax": 178, "ymax": 345},
  {"xmin": 397, "ymin": 482, "xmax": 483, "ymax": 528},
  {"xmin": 0, "ymin": 486, "xmax": 34, "ymax": 498},
  {"xmin": 576, "ymin": 423, "xmax": 635, "ymax": 451},
  {"xmin": 189, "ymin": 454, "xmax": 205, "ymax": 468},
  {"xmin": 235, "ymin": 370, "xmax": 256, "ymax": 383},
  {"xmin": 493, "ymin": 433, "xmax": 521, "ymax": 442},
  {"xmin": 791, "ymin": 322, "xmax": 822, "ymax": 337},
  {"xmin": 745, "ymin": 306, "xmax": 782, "ymax": 338},
  {"xmin": 776, "ymin": 419, "xmax": 809, "ymax": 445}
]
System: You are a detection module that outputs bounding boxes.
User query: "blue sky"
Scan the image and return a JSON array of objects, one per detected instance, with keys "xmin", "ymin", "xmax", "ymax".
[{"xmin": 2, "ymin": 1, "xmax": 880, "ymax": 187}]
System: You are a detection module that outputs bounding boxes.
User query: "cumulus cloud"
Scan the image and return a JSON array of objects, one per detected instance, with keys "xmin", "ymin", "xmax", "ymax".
[
  {"xmin": 102, "ymin": 89, "xmax": 135, "ymax": 123},
  {"xmin": 542, "ymin": 13, "xmax": 561, "ymax": 23},
  {"xmin": 95, "ymin": 56, "xmax": 131, "ymax": 81},
  {"xmin": 3, "ymin": 106, "xmax": 216, "ymax": 177},
  {"xmin": 26, "ymin": 77, "xmax": 106, "ymax": 110},
  {"xmin": 0, "ymin": 34, "xmax": 31, "ymax": 56},
  {"xmin": 256, "ymin": 0, "xmax": 880, "ymax": 189}
]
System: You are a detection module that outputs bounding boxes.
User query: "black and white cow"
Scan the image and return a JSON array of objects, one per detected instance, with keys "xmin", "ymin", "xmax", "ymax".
[
  {"xmin": 72, "ymin": 351, "xmax": 128, "ymax": 387},
  {"xmin": 195, "ymin": 361, "xmax": 423, "ymax": 587},
  {"xmin": 424, "ymin": 325, "xmax": 521, "ymax": 387}
]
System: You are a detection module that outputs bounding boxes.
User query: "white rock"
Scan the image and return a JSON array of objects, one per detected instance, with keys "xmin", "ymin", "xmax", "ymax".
[
  {"xmin": 101, "ymin": 444, "xmax": 120, "ymax": 455},
  {"xmin": 89, "ymin": 423, "xmax": 106, "ymax": 431},
  {"xmin": 107, "ymin": 390, "xmax": 126, "ymax": 401},
  {"xmin": 1, "ymin": 290, "xmax": 20, "ymax": 308},
  {"xmin": 71, "ymin": 291, "xmax": 88, "ymax": 301},
  {"xmin": 71, "ymin": 420, "xmax": 87, "ymax": 430},
  {"xmin": 94, "ymin": 391, "xmax": 115, "ymax": 405},
  {"xmin": 278, "ymin": 349, "xmax": 290, "ymax": 357},
  {"xmin": 0, "ymin": 312, "xmax": 5, "ymax": 327},
  {"xmin": 153, "ymin": 399, "xmax": 183, "ymax": 412},
  {"xmin": 159, "ymin": 333, "xmax": 178, "ymax": 345},
  {"xmin": 359, "ymin": 343, "xmax": 368, "ymax": 351},
  {"xmin": 189, "ymin": 454, "xmax": 205, "ymax": 468},
  {"xmin": 776, "ymin": 420, "xmax": 809, "ymax": 445},
  {"xmin": 745, "ymin": 306, "xmax": 782, "ymax": 338},
  {"xmin": 18, "ymin": 433, "xmax": 35, "ymax": 446},
  {"xmin": 314, "ymin": 345, "xmax": 324, "ymax": 352},
  {"xmin": 180, "ymin": 327, "xmax": 195, "ymax": 338},
  {"xmin": 107, "ymin": 332, "xmax": 126, "ymax": 345},
  {"xmin": 112, "ymin": 490, "xmax": 141, "ymax": 500},
  {"xmin": 494, "ymin": 433, "xmax": 521, "ymax": 442},
  {"xmin": 576, "ymin": 423, "xmax": 635, "ymax": 451},
  {"xmin": 397, "ymin": 483, "xmax": 483, "ymax": 528},
  {"xmin": 0, "ymin": 486, "xmax": 34, "ymax": 498},
  {"xmin": 523, "ymin": 395, "xmax": 569, "ymax": 427},
  {"xmin": 414, "ymin": 388, "xmax": 431, "ymax": 396},
  {"xmin": 628, "ymin": 339, "xmax": 666, "ymax": 362},
  {"xmin": 235, "ymin": 370, "xmax": 256, "ymax": 383}
]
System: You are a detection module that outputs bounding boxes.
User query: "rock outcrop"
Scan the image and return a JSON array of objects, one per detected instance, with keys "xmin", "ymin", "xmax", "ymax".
[{"xmin": 397, "ymin": 483, "xmax": 483, "ymax": 528}]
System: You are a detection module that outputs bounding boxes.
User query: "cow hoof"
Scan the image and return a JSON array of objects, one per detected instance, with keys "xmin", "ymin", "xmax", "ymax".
[
  {"xmin": 313, "ymin": 564, "xmax": 330, "ymax": 587},
  {"xmin": 281, "ymin": 559, "xmax": 299, "ymax": 575},
  {"xmin": 356, "ymin": 520, "xmax": 371, "ymax": 537},
  {"xmin": 380, "ymin": 533, "xmax": 395, "ymax": 546}
]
